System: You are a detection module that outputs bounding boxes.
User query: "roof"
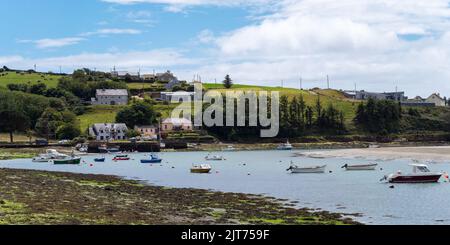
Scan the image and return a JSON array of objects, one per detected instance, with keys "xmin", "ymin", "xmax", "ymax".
[
  {"xmin": 92, "ymin": 123, "xmax": 128, "ymax": 130},
  {"xmin": 162, "ymin": 118, "xmax": 192, "ymax": 126},
  {"xmin": 428, "ymin": 93, "xmax": 444, "ymax": 100},
  {"xmin": 96, "ymin": 89, "xmax": 128, "ymax": 96}
]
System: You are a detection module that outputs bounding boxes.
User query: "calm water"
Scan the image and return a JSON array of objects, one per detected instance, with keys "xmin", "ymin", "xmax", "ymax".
[{"xmin": 1, "ymin": 150, "xmax": 450, "ymax": 225}]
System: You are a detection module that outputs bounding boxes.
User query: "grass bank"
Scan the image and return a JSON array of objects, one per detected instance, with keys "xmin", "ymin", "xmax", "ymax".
[{"xmin": 0, "ymin": 168, "xmax": 359, "ymax": 225}]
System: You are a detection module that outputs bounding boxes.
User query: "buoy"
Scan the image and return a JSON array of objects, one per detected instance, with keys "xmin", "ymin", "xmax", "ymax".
[
  {"xmin": 389, "ymin": 185, "xmax": 395, "ymax": 189},
  {"xmin": 380, "ymin": 168, "xmax": 383, "ymax": 171},
  {"xmin": 329, "ymin": 171, "xmax": 333, "ymax": 173},
  {"xmin": 90, "ymin": 164, "xmax": 93, "ymax": 167},
  {"xmin": 247, "ymin": 173, "xmax": 251, "ymax": 176}
]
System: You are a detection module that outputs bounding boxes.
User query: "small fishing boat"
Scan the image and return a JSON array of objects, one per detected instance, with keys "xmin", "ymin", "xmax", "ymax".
[
  {"xmin": 342, "ymin": 163, "xmax": 378, "ymax": 171},
  {"xmin": 277, "ymin": 140, "xmax": 293, "ymax": 150},
  {"xmin": 53, "ymin": 157, "xmax": 81, "ymax": 165},
  {"xmin": 287, "ymin": 162, "xmax": 326, "ymax": 173},
  {"xmin": 205, "ymin": 155, "xmax": 225, "ymax": 161},
  {"xmin": 32, "ymin": 149, "xmax": 69, "ymax": 162},
  {"xmin": 94, "ymin": 157, "xmax": 106, "ymax": 162},
  {"xmin": 141, "ymin": 154, "xmax": 162, "ymax": 164},
  {"xmin": 113, "ymin": 155, "xmax": 130, "ymax": 161},
  {"xmin": 381, "ymin": 164, "xmax": 443, "ymax": 183},
  {"xmin": 190, "ymin": 164, "xmax": 212, "ymax": 174}
]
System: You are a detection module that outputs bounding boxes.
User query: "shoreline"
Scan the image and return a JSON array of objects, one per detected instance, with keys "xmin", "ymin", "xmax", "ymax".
[
  {"xmin": 298, "ymin": 145, "xmax": 450, "ymax": 162},
  {"xmin": 0, "ymin": 168, "xmax": 359, "ymax": 225}
]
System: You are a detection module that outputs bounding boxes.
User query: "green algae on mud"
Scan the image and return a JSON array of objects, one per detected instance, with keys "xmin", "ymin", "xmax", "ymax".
[{"xmin": 0, "ymin": 168, "xmax": 361, "ymax": 225}]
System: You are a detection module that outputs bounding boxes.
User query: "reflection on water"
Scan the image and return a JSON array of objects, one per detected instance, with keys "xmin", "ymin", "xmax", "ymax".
[{"xmin": 1, "ymin": 150, "xmax": 450, "ymax": 225}]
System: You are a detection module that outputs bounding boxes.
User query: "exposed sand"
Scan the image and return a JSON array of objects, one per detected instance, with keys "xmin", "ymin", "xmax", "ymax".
[{"xmin": 299, "ymin": 146, "xmax": 450, "ymax": 162}]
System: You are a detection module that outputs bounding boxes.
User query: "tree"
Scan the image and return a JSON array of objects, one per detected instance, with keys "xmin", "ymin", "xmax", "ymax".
[
  {"xmin": 223, "ymin": 75, "xmax": 233, "ymax": 89},
  {"xmin": 116, "ymin": 101, "xmax": 157, "ymax": 128},
  {"xmin": 56, "ymin": 123, "xmax": 81, "ymax": 140},
  {"xmin": 0, "ymin": 93, "xmax": 30, "ymax": 143}
]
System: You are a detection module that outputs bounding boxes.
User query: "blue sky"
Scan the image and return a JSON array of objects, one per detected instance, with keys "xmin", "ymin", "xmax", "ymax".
[{"xmin": 2, "ymin": 0, "xmax": 450, "ymax": 97}]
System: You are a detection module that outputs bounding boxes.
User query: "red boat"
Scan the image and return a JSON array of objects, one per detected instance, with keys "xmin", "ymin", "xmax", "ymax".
[
  {"xmin": 113, "ymin": 155, "xmax": 130, "ymax": 161},
  {"xmin": 383, "ymin": 164, "xmax": 442, "ymax": 183}
]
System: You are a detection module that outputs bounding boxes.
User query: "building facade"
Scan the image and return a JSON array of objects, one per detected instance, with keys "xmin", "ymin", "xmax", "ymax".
[
  {"xmin": 426, "ymin": 93, "xmax": 446, "ymax": 107},
  {"xmin": 160, "ymin": 91, "xmax": 196, "ymax": 102},
  {"xmin": 355, "ymin": 90, "xmax": 406, "ymax": 101},
  {"xmin": 134, "ymin": 125, "xmax": 158, "ymax": 140},
  {"xmin": 161, "ymin": 118, "xmax": 193, "ymax": 132},
  {"xmin": 91, "ymin": 89, "xmax": 129, "ymax": 105},
  {"xmin": 89, "ymin": 123, "xmax": 129, "ymax": 141}
]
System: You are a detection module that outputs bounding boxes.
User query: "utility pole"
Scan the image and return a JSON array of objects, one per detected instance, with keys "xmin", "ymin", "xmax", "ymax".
[
  {"xmin": 300, "ymin": 77, "xmax": 303, "ymax": 90},
  {"xmin": 327, "ymin": 75, "xmax": 330, "ymax": 89}
]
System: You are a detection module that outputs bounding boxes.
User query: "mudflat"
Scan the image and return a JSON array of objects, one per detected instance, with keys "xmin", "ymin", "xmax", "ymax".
[{"xmin": 0, "ymin": 168, "xmax": 358, "ymax": 225}]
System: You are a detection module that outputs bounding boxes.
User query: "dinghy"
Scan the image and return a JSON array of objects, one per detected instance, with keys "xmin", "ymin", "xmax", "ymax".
[
  {"xmin": 342, "ymin": 163, "xmax": 378, "ymax": 171},
  {"xmin": 277, "ymin": 140, "xmax": 293, "ymax": 150},
  {"xmin": 287, "ymin": 162, "xmax": 326, "ymax": 173},
  {"xmin": 113, "ymin": 155, "xmax": 130, "ymax": 161},
  {"xmin": 191, "ymin": 164, "xmax": 212, "ymax": 174},
  {"xmin": 94, "ymin": 157, "xmax": 106, "ymax": 162}
]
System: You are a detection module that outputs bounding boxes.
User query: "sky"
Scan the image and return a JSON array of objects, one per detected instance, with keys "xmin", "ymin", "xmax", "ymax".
[{"xmin": 2, "ymin": 0, "xmax": 450, "ymax": 97}]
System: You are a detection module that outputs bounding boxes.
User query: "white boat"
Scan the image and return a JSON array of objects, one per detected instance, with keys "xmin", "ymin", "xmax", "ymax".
[
  {"xmin": 191, "ymin": 164, "xmax": 212, "ymax": 174},
  {"xmin": 32, "ymin": 149, "xmax": 69, "ymax": 162},
  {"xmin": 205, "ymin": 155, "xmax": 225, "ymax": 161},
  {"xmin": 342, "ymin": 163, "xmax": 378, "ymax": 171},
  {"xmin": 381, "ymin": 164, "xmax": 443, "ymax": 183},
  {"xmin": 287, "ymin": 162, "xmax": 327, "ymax": 173},
  {"xmin": 222, "ymin": 145, "xmax": 236, "ymax": 151},
  {"xmin": 368, "ymin": 144, "xmax": 380, "ymax": 149},
  {"xmin": 277, "ymin": 140, "xmax": 293, "ymax": 150}
]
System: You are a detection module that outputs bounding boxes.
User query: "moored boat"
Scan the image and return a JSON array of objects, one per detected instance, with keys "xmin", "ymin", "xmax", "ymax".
[
  {"xmin": 94, "ymin": 157, "xmax": 106, "ymax": 162},
  {"xmin": 32, "ymin": 149, "xmax": 69, "ymax": 162},
  {"xmin": 53, "ymin": 157, "xmax": 81, "ymax": 165},
  {"xmin": 141, "ymin": 154, "xmax": 162, "ymax": 164},
  {"xmin": 382, "ymin": 164, "xmax": 443, "ymax": 183},
  {"xmin": 277, "ymin": 140, "xmax": 293, "ymax": 150},
  {"xmin": 205, "ymin": 155, "xmax": 225, "ymax": 161},
  {"xmin": 190, "ymin": 164, "xmax": 212, "ymax": 174},
  {"xmin": 342, "ymin": 163, "xmax": 378, "ymax": 171},
  {"xmin": 222, "ymin": 145, "xmax": 236, "ymax": 151},
  {"xmin": 287, "ymin": 162, "xmax": 326, "ymax": 173},
  {"xmin": 113, "ymin": 155, "xmax": 130, "ymax": 161}
]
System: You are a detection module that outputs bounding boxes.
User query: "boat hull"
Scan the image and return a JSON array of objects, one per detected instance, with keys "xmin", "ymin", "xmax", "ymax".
[
  {"xmin": 345, "ymin": 164, "xmax": 378, "ymax": 171},
  {"xmin": 141, "ymin": 159, "xmax": 162, "ymax": 164},
  {"xmin": 113, "ymin": 158, "xmax": 130, "ymax": 161},
  {"xmin": 389, "ymin": 174, "xmax": 442, "ymax": 183},
  {"xmin": 190, "ymin": 169, "xmax": 212, "ymax": 174},
  {"xmin": 53, "ymin": 158, "xmax": 81, "ymax": 165},
  {"xmin": 290, "ymin": 166, "xmax": 326, "ymax": 174},
  {"xmin": 94, "ymin": 158, "xmax": 106, "ymax": 162}
]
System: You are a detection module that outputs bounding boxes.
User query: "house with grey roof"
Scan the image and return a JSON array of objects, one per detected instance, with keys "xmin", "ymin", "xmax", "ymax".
[
  {"xmin": 89, "ymin": 123, "xmax": 129, "ymax": 141},
  {"xmin": 91, "ymin": 89, "xmax": 129, "ymax": 105}
]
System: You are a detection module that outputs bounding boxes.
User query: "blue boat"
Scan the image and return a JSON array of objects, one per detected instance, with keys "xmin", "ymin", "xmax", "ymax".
[
  {"xmin": 141, "ymin": 154, "xmax": 162, "ymax": 164},
  {"xmin": 94, "ymin": 157, "xmax": 106, "ymax": 162}
]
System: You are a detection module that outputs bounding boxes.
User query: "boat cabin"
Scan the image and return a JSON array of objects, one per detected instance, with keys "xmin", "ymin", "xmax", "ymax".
[{"xmin": 411, "ymin": 164, "xmax": 431, "ymax": 173}]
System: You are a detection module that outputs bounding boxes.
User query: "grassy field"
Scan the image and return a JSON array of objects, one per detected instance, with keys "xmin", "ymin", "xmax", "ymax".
[
  {"xmin": 0, "ymin": 71, "xmax": 62, "ymax": 88},
  {"xmin": 77, "ymin": 105, "xmax": 124, "ymax": 132}
]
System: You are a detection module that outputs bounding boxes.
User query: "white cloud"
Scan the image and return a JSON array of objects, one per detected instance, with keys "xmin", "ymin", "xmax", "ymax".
[
  {"xmin": 0, "ymin": 49, "xmax": 196, "ymax": 73},
  {"xmin": 18, "ymin": 37, "xmax": 86, "ymax": 49},
  {"xmin": 81, "ymin": 28, "xmax": 142, "ymax": 36},
  {"xmin": 193, "ymin": 0, "xmax": 450, "ymax": 97}
]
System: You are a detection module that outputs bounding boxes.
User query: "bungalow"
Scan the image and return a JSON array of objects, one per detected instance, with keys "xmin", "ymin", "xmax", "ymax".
[
  {"xmin": 134, "ymin": 125, "xmax": 158, "ymax": 140},
  {"xmin": 91, "ymin": 89, "xmax": 129, "ymax": 105},
  {"xmin": 89, "ymin": 123, "xmax": 129, "ymax": 141},
  {"xmin": 161, "ymin": 118, "xmax": 193, "ymax": 132}
]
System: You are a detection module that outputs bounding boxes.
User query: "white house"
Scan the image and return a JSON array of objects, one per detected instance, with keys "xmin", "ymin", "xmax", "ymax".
[
  {"xmin": 161, "ymin": 118, "xmax": 193, "ymax": 132},
  {"xmin": 426, "ymin": 93, "xmax": 446, "ymax": 107},
  {"xmin": 160, "ymin": 91, "xmax": 196, "ymax": 102},
  {"xmin": 89, "ymin": 123, "xmax": 129, "ymax": 141},
  {"xmin": 91, "ymin": 89, "xmax": 129, "ymax": 105}
]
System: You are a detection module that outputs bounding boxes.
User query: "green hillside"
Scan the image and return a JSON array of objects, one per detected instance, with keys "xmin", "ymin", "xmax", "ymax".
[
  {"xmin": 0, "ymin": 71, "xmax": 62, "ymax": 88},
  {"xmin": 204, "ymin": 83, "xmax": 358, "ymax": 121}
]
